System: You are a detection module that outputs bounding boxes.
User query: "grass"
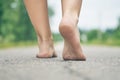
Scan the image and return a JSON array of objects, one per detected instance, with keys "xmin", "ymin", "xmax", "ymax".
[
  {"xmin": 84, "ymin": 39, "xmax": 120, "ymax": 46},
  {"xmin": 0, "ymin": 38, "xmax": 120, "ymax": 49},
  {"xmin": 0, "ymin": 33, "xmax": 63, "ymax": 49},
  {"xmin": 0, "ymin": 41, "xmax": 63, "ymax": 49},
  {"xmin": 0, "ymin": 41, "xmax": 37, "ymax": 49}
]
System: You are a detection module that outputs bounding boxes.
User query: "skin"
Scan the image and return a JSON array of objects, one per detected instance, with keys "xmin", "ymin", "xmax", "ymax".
[
  {"xmin": 24, "ymin": 0, "xmax": 56, "ymax": 58},
  {"xmin": 24, "ymin": 0, "xmax": 86, "ymax": 60}
]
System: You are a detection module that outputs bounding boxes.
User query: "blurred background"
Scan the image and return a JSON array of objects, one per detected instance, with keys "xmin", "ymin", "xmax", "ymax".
[{"xmin": 0, "ymin": 0, "xmax": 120, "ymax": 48}]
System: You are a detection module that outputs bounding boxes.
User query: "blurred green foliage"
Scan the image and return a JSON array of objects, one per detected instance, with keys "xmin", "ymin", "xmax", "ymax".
[
  {"xmin": 80, "ymin": 17, "xmax": 120, "ymax": 46},
  {"xmin": 52, "ymin": 33, "xmax": 63, "ymax": 42},
  {"xmin": 0, "ymin": 0, "xmax": 54, "ymax": 44},
  {"xmin": 0, "ymin": 0, "xmax": 35, "ymax": 43},
  {"xmin": 0, "ymin": 0, "xmax": 120, "ymax": 48},
  {"xmin": 0, "ymin": 0, "xmax": 60, "ymax": 48}
]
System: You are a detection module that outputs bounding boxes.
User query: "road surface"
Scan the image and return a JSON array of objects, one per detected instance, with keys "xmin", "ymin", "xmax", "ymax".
[{"xmin": 0, "ymin": 42, "xmax": 120, "ymax": 80}]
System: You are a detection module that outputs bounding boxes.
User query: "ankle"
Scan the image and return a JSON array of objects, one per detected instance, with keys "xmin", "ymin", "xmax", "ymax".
[
  {"xmin": 61, "ymin": 14, "xmax": 79, "ymax": 27},
  {"xmin": 40, "ymin": 35, "xmax": 53, "ymax": 42},
  {"xmin": 42, "ymin": 38, "xmax": 52, "ymax": 42},
  {"xmin": 63, "ymin": 12, "xmax": 79, "ymax": 22}
]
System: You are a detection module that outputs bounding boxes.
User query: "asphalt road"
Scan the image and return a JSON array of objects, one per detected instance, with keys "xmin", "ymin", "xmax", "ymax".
[{"xmin": 0, "ymin": 42, "xmax": 120, "ymax": 80}]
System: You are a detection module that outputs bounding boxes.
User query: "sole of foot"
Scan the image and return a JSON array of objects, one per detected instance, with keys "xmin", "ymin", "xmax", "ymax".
[{"xmin": 59, "ymin": 17, "xmax": 86, "ymax": 61}]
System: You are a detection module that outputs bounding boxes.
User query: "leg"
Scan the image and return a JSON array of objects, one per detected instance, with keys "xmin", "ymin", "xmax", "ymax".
[
  {"xmin": 24, "ymin": 0, "xmax": 57, "ymax": 58},
  {"xmin": 59, "ymin": 0, "xmax": 86, "ymax": 61}
]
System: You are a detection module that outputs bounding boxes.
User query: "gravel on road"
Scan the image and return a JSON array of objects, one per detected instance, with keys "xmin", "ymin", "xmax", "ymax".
[{"xmin": 0, "ymin": 43, "xmax": 120, "ymax": 80}]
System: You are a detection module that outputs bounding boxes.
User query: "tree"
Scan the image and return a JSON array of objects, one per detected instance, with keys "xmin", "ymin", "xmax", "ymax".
[
  {"xmin": 87, "ymin": 29, "xmax": 98, "ymax": 41},
  {"xmin": 0, "ymin": 0, "xmax": 55, "ymax": 42}
]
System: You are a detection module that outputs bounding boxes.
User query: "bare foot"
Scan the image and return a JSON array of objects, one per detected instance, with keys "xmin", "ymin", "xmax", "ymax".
[
  {"xmin": 59, "ymin": 16, "xmax": 86, "ymax": 61},
  {"xmin": 36, "ymin": 36, "xmax": 57, "ymax": 58}
]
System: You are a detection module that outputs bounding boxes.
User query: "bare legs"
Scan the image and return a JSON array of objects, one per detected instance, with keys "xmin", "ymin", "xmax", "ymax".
[
  {"xmin": 59, "ymin": 0, "xmax": 86, "ymax": 60},
  {"xmin": 24, "ymin": 0, "xmax": 86, "ymax": 60},
  {"xmin": 24, "ymin": 0, "xmax": 57, "ymax": 58}
]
